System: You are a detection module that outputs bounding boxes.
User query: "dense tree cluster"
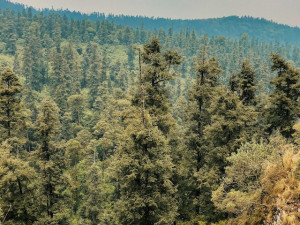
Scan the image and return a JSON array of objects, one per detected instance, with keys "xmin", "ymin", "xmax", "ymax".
[
  {"xmin": 1, "ymin": 0, "xmax": 300, "ymax": 45},
  {"xmin": 0, "ymin": 5, "xmax": 299, "ymax": 225}
]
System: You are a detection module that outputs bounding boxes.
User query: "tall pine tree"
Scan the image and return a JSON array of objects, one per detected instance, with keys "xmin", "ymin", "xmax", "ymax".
[
  {"xmin": 111, "ymin": 38, "xmax": 180, "ymax": 224},
  {"xmin": 265, "ymin": 53, "xmax": 300, "ymax": 138},
  {"xmin": 35, "ymin": 98, "xmax": 70, "ymax": 224}
]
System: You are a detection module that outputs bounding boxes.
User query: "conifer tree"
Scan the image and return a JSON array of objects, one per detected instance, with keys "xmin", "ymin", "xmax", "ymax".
[
  {"xmin": 67, "ymin": 94, "xmax": 85, "ymax": 126},
  {"xmin": 111, "ymin": 39, "xmax": 179, "ymax": 224},
  {"xmin": 236, "ymin": 60, "xmax": 256, "ymax": 105},
  {"xmin": 86, "ymin": 42, "xmax": 102, "ymax": 106},
  {"xmin": 0, "ymin": 68, "xmax": 26, "ymax": 141},
  {"xmin": 111, "ymin": 107, "xmax": 178, "ymax": 225},
  {"xmin": 0, "ymin": 68, "xmax": 37, "ymax": 224},
  {"xmin": 132, "ymin": 37, "xmax": 182, "ymax": 135},
  {"xmin": 80, "ymin": 156, "xmax": 104, "ymax": 225},
  {"xmin": 0, "ymin": 139, "xmax": 38, "ymax": 225},
  {"xmin": 49, "ymin": 21, "xmax": 72, "ymax": 112},
  {"xmin": 22, "ymin": 22, "xmax": 45, "ymax": 91},
  {"xmin": 184, "ymin": 49, "xmax": 223, "ymax": 217},
  {"xmin": 4, "ymin": 10, "xmax": 17, "ymax": 55},
  {"xmin": 197, "ymin": 87, "xmax": 257, "ymax": 220},
  {"xmin": 64, "ymin": 139, "xmax": 85, "ymax": 222},
  {"xmin": 50, "ymin": 47, "xmax": 72, "ymax": 113},
  {"xmin": 101, "ymin": 49, "xmax": 109, "ymax": 84},
  {"xmin": 127, "ymin": 46, "xmax": 135, "ymax": 71},
  {"xmin": 265, "ymin": 53, "xmax": 300, "ymax": 138},
  {"xmin": 68, "ymin": 138, "xmax": 113, "ymax": 224},
  {"xmin": 62, "ymin": 42, "xmax": 82, "ymax": 95},
  {"xmin": 53, "ymin": 22, "xmax": 62, "ymax": 53},
  {"xmin": 35, "ymin": 98, "xmax": 69, "ymax": 224},
  {"xmin": 82, "ymin": 164, "xmax": 102, "ymax": 225}
]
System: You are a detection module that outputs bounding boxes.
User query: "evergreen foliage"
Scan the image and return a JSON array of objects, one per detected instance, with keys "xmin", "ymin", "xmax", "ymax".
[
  {"xmin": 0, "ymin": 68, "xmax": 25, "ymax": 140},
  {"xmin": 0, "ymin": 2, "xmax": 299, "ymax": 224},
  {"xmin": 265, "ymin": 53, "xmax": 300, "ymax": 138}
]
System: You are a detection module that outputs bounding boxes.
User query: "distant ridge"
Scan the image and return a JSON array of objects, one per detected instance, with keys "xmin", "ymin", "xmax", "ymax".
[{"xmin": 2, "ymin": 0, "xmax": 300, "ymax": 45}]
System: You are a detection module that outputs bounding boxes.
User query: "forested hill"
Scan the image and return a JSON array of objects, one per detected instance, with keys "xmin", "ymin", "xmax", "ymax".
[
  {"xmin": 1, "ymin": 0, "xmax": 300, "ymax": 224},
  {"xmin": 2, "ymin": 0, "xmax": 300, "ymax": 45}
]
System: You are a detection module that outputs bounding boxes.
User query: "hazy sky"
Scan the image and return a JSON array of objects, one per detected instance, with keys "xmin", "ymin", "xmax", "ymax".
[{"xmin": 10, "ymin": 0, "xmax": 300, "ymax": 27}]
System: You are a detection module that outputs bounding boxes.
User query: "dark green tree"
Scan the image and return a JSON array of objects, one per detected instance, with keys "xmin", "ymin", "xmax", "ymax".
[
  {"xmin": 265, "ymin": 53, "xmax": 300, "ymax": 138},
  {"xmin": 111, "ymin": 38, "xmax": 179, "ymax": 224},
  {"xmin": 0, "ymin": 68, "xmax": 37, "ymax": 225},
  {"xmin": 4, "ymin": 10, "xmax": 17, "ymax": 55},
  {"xmin": 0, "ymin": 68, "xmax": 26, "ymax": 141},
  {"xmin": 85, "ymin": 42, "xmax": 102, "ymax": 106},
  {"xmin": 184, "ymin": 50, "xmax": 223, "ymax": 218},
  {"xmin": 35, "ymin": 98, "xmax": 70, "ymax": 224},
  {"xmin": 49, "ymin": 47, "xmax": 72, "ymax": 113},
  {"xmin": 111, "ymin": 107, "xmax": 178, "ymax": 225},
  {"xmin": 197, "ymin": 87, "xmax": 257, "ymax": 221},
  {"xmin": 80, "ymin": 158, "xmax": 104, "ymax": 225},
  {"xmin": 133, "ymin": 37, "xmax": 182, "ymax": 135},
  {"xmin": 236, "ymin": 60, "xmax": 256, "ymax": 105},
  {"xmin": 0, "ymin": 139, "xmax": 38, "ymax": 225},
  {"xmin": 62, "ymin": 42, "xmax": 82, "ymax": 95},
  {"xmin": 22, "ymin": 22, "xmax": 46, "ymax": 91}
]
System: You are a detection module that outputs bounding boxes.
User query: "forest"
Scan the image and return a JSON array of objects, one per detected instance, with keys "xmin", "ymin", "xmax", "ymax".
[
  {"xmin": 0, "ymin": 2, "xmax": 300, "ymax": 225},
  {"xmin": 1, "ymin": 0, "xmax": 300, "ymax": 45}
]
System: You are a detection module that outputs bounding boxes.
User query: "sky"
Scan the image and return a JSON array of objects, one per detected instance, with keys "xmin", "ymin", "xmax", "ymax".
[{"xmin": 10, "ymin": 0, "xmax": 300, "ymax": 27}]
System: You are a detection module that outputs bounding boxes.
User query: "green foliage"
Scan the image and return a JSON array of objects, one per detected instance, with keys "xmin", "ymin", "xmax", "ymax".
[
  {"xmin": 212, "ymin": 134, "xmax": 296, "ymax": 224},
  {"xmin": 111, "ymin": 38, "xmax": 180, "ymax": 224},
  {"xmin": 80, "ymin": 161, "xmax": 114, "ymax": 225},
  {"xmin": 133, "ymin": 36, "xmax": 182, "ymax": 135},
  {"xmin": 0, "ymin": 68, "xmax": 36, "ymax": 224},
  {"xmin": 233, "ymin": 59, "xmax": 256, "ymax": 105},
  {"xmin": 85, "ymin": 42, "xmax": 102, "ymax": 106},
  {"xmin": 0, "ymin": 139, "xmax": 38, "ymax": 225},
  {"xmin": 22, "ymin": 22, "xmax": 45, "ymax": 91},
  {"xmin": 35, "ymin": 98, "xmax": 71, "ymax": 224},
  {"xmin": 183, "ymin": 51, "xmax": 223, "ymax": 218},
  {"xmin": 265, "ymin": 53, "xmax": 300, "ymax": 138},
  {"xmin": 67, "ymin": 95, "xmax": 85, "ymax": 125},
  {"xmin": 0, "ymin": 5, "xmax": 299, "ymax": 225},
  {"xmin": 111, "ymin": 108, "xmax": 178, "ymax": 225},
  {"xmin": 0, "ymin": 68, "xmax": 24, "ymax": 140}
]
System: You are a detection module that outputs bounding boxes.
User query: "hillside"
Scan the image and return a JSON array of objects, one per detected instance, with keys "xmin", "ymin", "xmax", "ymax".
[
  {"xmin": 2, "ymin": 0, "xmax": 300, "ymax": 45},
  {"xmin": 0, "ymin": 1, "xmax": 299, "ymax": 225}
]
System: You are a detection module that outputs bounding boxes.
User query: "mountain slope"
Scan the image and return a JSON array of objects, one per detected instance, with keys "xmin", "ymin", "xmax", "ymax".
[{"xmin": 1, "ymin": 0, "xmax": 300, "ymax": 45}]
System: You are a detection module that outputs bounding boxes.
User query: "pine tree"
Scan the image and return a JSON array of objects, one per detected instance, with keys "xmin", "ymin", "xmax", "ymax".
[
  {"xmin": 100, "ymin": 49, "xmax": 109, "ymax": 84},
  {"xmin": 111, "ymin": 38, "xmax": 179, "ymax": 224},
  {"xmin": 0, "ymin": 68, "xmax": 37, "ymax": 224},
  {"xmin": 127, "ymin": 46, "xmax": 135, "ymax": 71},
  {"xmin": 64, "ymin": 137, "xmax": 111, "ymax": 225},
  {"xmin": 67, "ymin": 95, "xmax": 85, "ymax": 126},
  {"xmin": 49, "ymin": 47, "xmax": 72, "ymax": 113},
  {"xmin": 132, "ymin": 36, "xmax": 182, "ymax": 135},
  {"xmin": 35, "ymin": 98, "xmax": 70, "ymax": 224},
  {"xmin": 265, "ymin": 53, "xmax": 300, "ymax": 138},
  {"xmin": 53, "ymin": 22, "xmax": 62, "ymax": 53},
  {"xmin": 184, "ymin": 49, "xmax": 223, "ymax": 217},
  {"xmin": 80, "ymin": 158, "xmax": 104, "ymax": 225},
  {"xmin": 236, "ymin": 59, "xmax": 256, "ymax": 105},
  {"xmin": 111, "ymin": 108, "xmax": 178, "ymax": 225},
  {"xmin": 197, "ymin": 87, "xmax": 256, "ymax": 220},
  {"xmin": 62, "ymin": 42, "xmax": 82, "ymax": 95},
  {"xmin": 85, "ymin": 42, "xmax": 102, "ymax": 106},
  {"xmin": 0, "ymin": 68, "xmax": 26, "ymax": 141},
  {"xmin": 0, "ymin": 139, "xmax": 38, "ymax": 225},
  {"xmin": 4, "ymin": 10, "xmax": 17, "ymax": 55},
  {"xmin": 64, "ymin": 139, "xmax": 85, "ymax": 223},
  {"xmin": 22, "ymin": 22, "xmax": 45, "ymax": 91}
]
